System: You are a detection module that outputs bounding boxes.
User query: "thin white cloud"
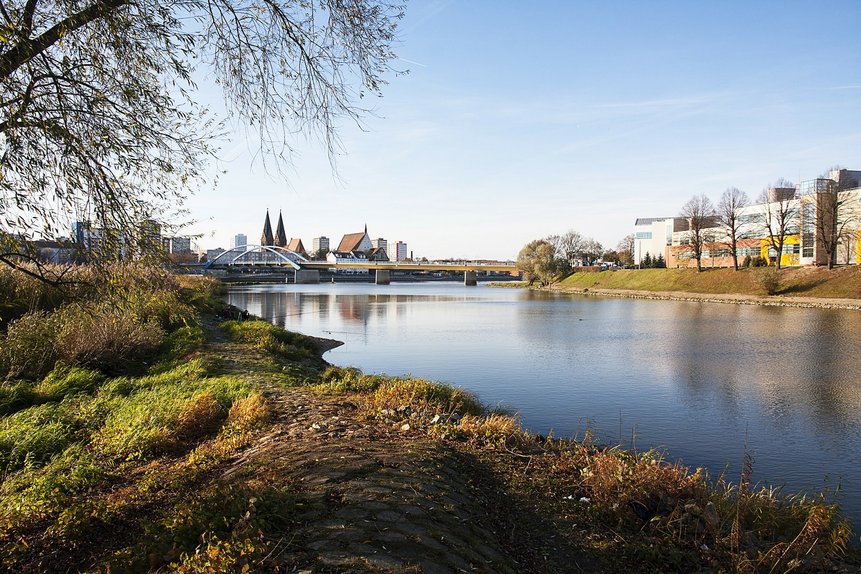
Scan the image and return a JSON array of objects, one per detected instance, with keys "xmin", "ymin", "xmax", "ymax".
[{"xmin": 399, "ymin": 58, "xmax": 428, "ymax": 68}]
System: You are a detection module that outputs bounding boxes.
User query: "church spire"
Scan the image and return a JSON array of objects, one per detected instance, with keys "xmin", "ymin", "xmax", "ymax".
[
  {"xmin": 260, "ymin": 210, "xmax": 274, "ymax": 246},
  {"xmin": 274, "ymin": 211, "xmax": 287, "ymax": 247}
]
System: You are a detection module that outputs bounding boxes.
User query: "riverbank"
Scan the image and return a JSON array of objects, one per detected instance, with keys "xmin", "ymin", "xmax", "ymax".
[
  {"xmin": 549, "ymin": 266, "xmax": 861, "ymax": 310},
  {"xmin": 1, "ymin": 267, "xmax": 859, "ymax": 572}
]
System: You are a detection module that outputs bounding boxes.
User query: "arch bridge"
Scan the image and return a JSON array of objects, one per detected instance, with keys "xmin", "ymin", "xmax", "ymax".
[
  {"xmin": 204, "ymin": 245, "xmax": 309, "ymax": 270},
  {"xmin": 203, "ymin": 245, "xmax": 517, "ymax": 285}
]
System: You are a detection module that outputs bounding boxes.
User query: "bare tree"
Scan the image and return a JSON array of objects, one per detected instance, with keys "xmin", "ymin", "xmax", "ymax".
[
  {"xmin": 580, "ymin": 239, "xmax": 604, "ymax": 266},
  {"xmin": 716, "ymin": 187, "xmax": 749, "ymax": 270},
  {"xmin": 679, "ymin": 194, "xmax": 715, "ymax": 272},
  {"xmin": 617, "ymin": 234, "xmax": 635, "ymax": 267},
  {"xmin": 0, "ymin": 0, "xmax": 405, "ymax": 270},
  {"xmin": 809, "ymin": 170, "xmax": 861, "ymax": 269},
  {"xmin": 546, "ymin": 230, "xmax": 584, "ymax": 268},
  {"xmin": 759, "ymin": 182, "xmax": 799, "ymax": 270}
]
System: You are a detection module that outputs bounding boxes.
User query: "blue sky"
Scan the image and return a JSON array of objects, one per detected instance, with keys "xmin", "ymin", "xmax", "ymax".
[{"xmin": 186, "ymin": 1, "xmax": 861, "ymax": 260}]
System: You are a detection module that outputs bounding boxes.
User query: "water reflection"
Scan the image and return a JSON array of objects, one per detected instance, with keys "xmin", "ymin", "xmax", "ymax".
[{"xmin": 227, "ymin": 283, "xmax": 861, "ymax": 531}]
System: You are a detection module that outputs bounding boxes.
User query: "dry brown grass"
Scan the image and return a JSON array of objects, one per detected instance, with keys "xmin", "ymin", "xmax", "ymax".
[{"xmin": 226, "ymin": 393, "xmax": 271, "ymax": 432}]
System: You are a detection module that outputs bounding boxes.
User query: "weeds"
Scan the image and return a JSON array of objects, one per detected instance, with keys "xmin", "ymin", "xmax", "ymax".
[{"xmin": 221, "ymin": 319, "xmax": 320, "ymax": 361}]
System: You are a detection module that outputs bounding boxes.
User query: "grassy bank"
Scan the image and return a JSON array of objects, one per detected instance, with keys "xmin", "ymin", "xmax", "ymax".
[
  {"xmin": 0, "ymin": 265, "xmax": 858, "ymax": 572},
  {"xmin": 556, "ymin": 266, "xmax": 861, "ymax": 300}
]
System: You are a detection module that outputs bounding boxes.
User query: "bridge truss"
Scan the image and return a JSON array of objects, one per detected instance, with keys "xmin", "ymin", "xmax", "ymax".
[{"xmin": 204, "ymin": 245, "xmax": 309, "ymax": 270}]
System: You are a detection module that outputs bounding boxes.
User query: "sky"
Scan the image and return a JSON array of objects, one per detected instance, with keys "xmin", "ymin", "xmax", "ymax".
[{"xmin": 184, "ymin": 0, "xmax": 861, "ymax": 260}]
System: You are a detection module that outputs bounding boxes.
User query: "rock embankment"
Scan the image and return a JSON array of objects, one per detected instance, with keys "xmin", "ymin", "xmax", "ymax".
[{"xmin": 553, "ymin": 286, "xmax": 861, "ymax": 310}]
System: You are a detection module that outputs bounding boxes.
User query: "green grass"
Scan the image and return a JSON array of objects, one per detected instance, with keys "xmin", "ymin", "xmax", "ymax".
[
  {"xmin": 220, "ymin": 318, "xmax": 322, "ymax": 361},
  {"xmin": 557, "ymin": 266, "xmax": 861, "ymax": 298}
]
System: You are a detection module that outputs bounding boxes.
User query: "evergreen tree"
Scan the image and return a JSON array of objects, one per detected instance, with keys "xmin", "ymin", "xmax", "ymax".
[
  {"xmin": 655, "ymin": 253, "xmax": 666, "ymax": 268},
  {"xmin": 642, "ymin": 252, "xmax": 653, "ymax": 268}
]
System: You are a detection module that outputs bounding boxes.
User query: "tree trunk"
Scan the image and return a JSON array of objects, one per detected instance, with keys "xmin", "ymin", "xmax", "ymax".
[{"xmin": 731, "ymin": 238, "xmax": 739, "ymax": 271}]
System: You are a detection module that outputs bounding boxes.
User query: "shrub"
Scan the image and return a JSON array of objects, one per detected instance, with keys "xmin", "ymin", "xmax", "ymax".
[
  {"xmin": 1, "ymin": 311, "xmax": 60, "ymax": 380},
  {"xmin": 54, "ymin": 304, "xmax": 165, "ymax": 374},
  {"xmin": 757, "ymin": 267, "xmax": 782, "ymax": 295},
  {"xmin": 0, "ymin": 264, "xmax": 98, "ymax": 326},
  {"xmin": 742, "ymin": 255, "xmax": 752, "ymax": 268}
]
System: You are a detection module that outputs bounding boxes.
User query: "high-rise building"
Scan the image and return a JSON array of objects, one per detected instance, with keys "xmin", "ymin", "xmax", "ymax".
[
  {"xmin": 312, "ymin": 236, "xmax": 330, "ymax": 257},
  {"xmin": 164, "ymin": 236, "xmax": 191, "ymax": 253},
  {"xmin": 206, "ymin": 248, "xmax": 225, "ymax": 262},
  {"xmin": 387, "ymin": 241, "xmax": 407, "ymax": 261},
  {"xmin": 371, "ymin": 238, "xmax": 387, "ymax": 251},
  {"xmin": 230, "ymin": 233, "xmax": 247, "ymax": 249}
]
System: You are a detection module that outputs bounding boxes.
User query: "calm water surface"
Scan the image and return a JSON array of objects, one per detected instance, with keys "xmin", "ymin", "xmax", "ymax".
[{"xmin": 227, "ymin": 283, "xmax": 861, "ymax": 531}]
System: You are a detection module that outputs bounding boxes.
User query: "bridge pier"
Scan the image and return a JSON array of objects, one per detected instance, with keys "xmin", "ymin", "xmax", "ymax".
[
  {"xmin": 294, "ymin": 269, "xmax": 320, "ymax": 284},
  {"xmin": 375, "ymin": 269, "xmax": 391, "ymax": 285},
  {"xmin": 464, "ymin": 270, "xmax": 477, "ymax": 286}
]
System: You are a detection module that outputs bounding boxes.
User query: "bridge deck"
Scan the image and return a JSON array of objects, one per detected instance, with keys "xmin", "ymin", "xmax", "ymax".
[{"xmin": 299, "ymin": 262, "xmax": 517, "ymax": 273}]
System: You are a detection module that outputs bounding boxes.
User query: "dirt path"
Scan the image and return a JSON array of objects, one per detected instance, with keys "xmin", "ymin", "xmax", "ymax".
[{"xmin": 200, "ymin": 321, "xmax": 590, "ymax": 572}]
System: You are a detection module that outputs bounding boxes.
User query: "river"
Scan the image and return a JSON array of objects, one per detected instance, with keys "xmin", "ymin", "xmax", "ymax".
[{"xmin": 226, "ymin": 282, "xmax": 861, "ymax": 532}]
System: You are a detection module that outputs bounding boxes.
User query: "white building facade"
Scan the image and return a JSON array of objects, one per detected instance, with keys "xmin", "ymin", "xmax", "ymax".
[{"xmin": 387, "ymin": 241, "xmax": 408, "ymax": 262}]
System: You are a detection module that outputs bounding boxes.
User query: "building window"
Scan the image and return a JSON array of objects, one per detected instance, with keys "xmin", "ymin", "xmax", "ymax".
[
  {"xmin": 802, "ymin": 202, "xmax": 815, "ymax": 257},
  {"xmin": 636, "ymin": 232, "xmax": 652, "ymax": 240}
]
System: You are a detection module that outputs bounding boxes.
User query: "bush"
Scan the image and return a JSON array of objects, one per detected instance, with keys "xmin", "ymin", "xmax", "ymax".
[
  {"xmin": 54, "ymin": 304, "xmax": 165, "ymax": 374},
  {"xmin": 742, "ymin": 255, "xmax": 752, "ymax": 268},
  {"xmin": 757, "ymin": 267, "xmax": 782, "ymax": 295},
  {"xmin": 1, "ymin": 311, "xmax": 60, "ymax": 380}
]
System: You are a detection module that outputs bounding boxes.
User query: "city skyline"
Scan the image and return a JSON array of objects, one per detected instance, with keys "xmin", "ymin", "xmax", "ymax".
[{"xmin": 184, "ymin": 1, "xmax": 861, "ymax": 260}]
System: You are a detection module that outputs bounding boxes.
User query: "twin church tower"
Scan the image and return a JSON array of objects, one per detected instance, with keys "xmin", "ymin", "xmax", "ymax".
[{"xmin": 260, "ymin": 209, "xmax": 305, "ymax": 254}]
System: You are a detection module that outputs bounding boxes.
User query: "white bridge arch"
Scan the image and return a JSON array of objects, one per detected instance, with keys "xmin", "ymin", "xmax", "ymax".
[{"xmin": 204, "ymin": 245, "xmax": 309, "ymax": 270}]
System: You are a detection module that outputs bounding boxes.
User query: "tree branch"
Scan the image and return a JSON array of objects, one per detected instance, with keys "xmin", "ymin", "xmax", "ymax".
[{"xmin": 0, "ymin": 0, "xmax": 129, "ymax": 81}]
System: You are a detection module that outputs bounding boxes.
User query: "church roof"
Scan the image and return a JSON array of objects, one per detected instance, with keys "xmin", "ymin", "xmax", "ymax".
[
  {"xmin": 260, "ymin": 210, "xmax": 274, "ymax": 246},
  {"xmin": 337, "ymin": 231, "xmax": 368, "ymax": 252},
  {"xmin": 274, "ymin": 212, "xmax": 287, "ymax": 247},
  {"xmin": 287, "ymin": 238, "xmax": 305, "ymax": 254}
]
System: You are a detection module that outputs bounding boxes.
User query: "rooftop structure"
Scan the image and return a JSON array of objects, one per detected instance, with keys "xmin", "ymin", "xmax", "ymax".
[
  {"xmin": 337, "ymin": 224, "xmax": 372, "ymax": 253},
  {"xmin": 260, "ymin": 210, "xmax": 274, "ymax": 246},
  {"xmin": 274, "ymin": 211, "xmax": 287, "ymax": 247}
]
